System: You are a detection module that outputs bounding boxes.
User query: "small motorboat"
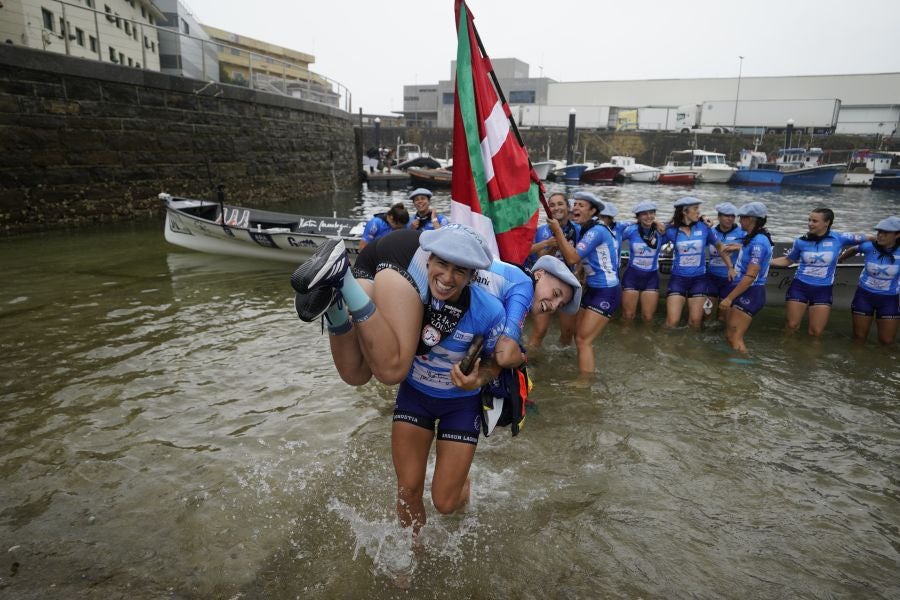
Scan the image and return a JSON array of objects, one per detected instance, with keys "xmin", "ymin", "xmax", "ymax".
[
  {"xmin": 580, "ymin": 164, "xmax": 625, "ymax": 184},
  {"xmin": 407, "ymin": 167, "xmax": 453, "ymax": 187},
  {"xmin": 657, "ymin": 171, "xmax": 697, "ymax": 185}
]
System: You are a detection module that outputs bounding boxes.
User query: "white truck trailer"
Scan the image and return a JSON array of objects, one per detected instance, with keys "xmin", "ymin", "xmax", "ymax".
[
  {"xmin": 674, "ymin": 98, "xmax": 841, "ymax": 134},
  {"xmin": 513, "ymin": 104, "xmax": 612, "ymax": 129}
]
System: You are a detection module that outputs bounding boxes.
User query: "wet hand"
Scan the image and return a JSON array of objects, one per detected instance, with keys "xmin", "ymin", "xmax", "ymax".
[{"xmin": 451, "ymin": 360, "xmax": 482, "ymax": 391}]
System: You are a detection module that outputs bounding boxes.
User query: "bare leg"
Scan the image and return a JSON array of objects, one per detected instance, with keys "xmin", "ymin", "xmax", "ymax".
[
  {"xmin": 526, "ymin": 312, "xmax": 551, "ymax": 352},
  {"xmin": 725, "ymin": 308, "xmax": 753, "ymax": 353},
  {"xmin": 557, "ymin": 311, "xmax": 577, "ymax": 345},
  {"xmin": 639, "ymin": 290, "xmax": 660, "ymax": 322},
  {"xmin": 851, "ymin": 313, "xmax": 873, "ymax": 343},
  {"xmin": 352, "ymin": 271, "xmax": 424, "ymax": 384},
  {"xmin": 686, "ymin": 296, "xmax": 707, "ymax": 329},
  {"xmin": 665, "ymin": 294, "xmax": 686, "ymax": 328},
  {"xmin": 392, "ymin": 422, "xmax": 435, "ymax": 538},
  {"xmin": 431, "ymin": 439, "xmax": 477, "ymax": 514},
  {"xmin": 621, "ymin": 289, "xmax": 639, "ymax": 321},
  {"xmin": 806, "ymin": 305, "xmax": 831, "ymax": 337},
  {"xmin": 784, "ymin": 300, "xmax": 807, "ymax": 334},
  {"xmin": 875, "ymin": 318, "xmax": 899, "ymax": 345},
  {"xmin": 574, "ymin": 309, "xmax": 611, "ymax": 374}
]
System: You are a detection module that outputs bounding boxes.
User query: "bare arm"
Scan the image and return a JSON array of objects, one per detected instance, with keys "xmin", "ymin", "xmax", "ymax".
[
  {"xmin": 450, "ymin": 357, "xmax": 501, "ymax": 391},
  {"xmin": 769, "ymin": 255, "xmax": 793, "ymax": 268},
  {"xmin": 719, "ymin": 263, "xmax": 761, "ymax": 308},
  {"xmin": 548, "ymin": 219, "xmax": 581, "ymax": 267}
]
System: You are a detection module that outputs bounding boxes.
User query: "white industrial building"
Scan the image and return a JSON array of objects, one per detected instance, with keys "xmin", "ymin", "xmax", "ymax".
[{"xmin": 403, "ymin": 59, "xmax": 900, "ymax": 136}]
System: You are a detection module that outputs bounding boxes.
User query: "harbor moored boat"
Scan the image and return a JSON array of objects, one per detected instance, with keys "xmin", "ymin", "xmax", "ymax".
[
  {"xmin": 730, "ymin": 149, "xmax": 784, "ymax": 186},
  {"xmin": 407, "ymin": 166, "xmax": 453, "ymax": 187},
  {"xmin": 657, "ymin": 171, "xmax": 697, "ymax": 185},
  {"xmin": 580, "ymin": 164, "xmax": 625, "ymax": 183},
  {"xmin": 774, "ymin": 148, "xmax": 842, "ymax": 187},
  {"xmin": 661, "ymin": 149, "xmax": 736, "ymax": 183},
  {"xmin": 831, "ymin": 149, "xmax": 892, "ymax": 187}
]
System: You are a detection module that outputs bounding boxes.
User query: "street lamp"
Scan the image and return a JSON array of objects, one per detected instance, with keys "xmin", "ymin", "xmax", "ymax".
[
  {"xmin": 373, "ymin": 117, "xmax": 381, "ymax": 151},
  {"xmin": 731, "ymin": 56, "xmax": 744, "ymax": 133},
  {"xmin": 566, "ymin": 108, "xmax": 576, "ymax": 166}
]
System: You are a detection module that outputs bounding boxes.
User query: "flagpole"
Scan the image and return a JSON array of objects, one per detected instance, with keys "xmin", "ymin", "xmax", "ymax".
[{"xmin": 469, "ymin": 21, "xmax": 552, "ymax": 220}]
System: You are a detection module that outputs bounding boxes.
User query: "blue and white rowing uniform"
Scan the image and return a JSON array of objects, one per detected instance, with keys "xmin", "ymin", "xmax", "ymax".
[
  {"xmin": 856, "ymin": 241, "xmax": 900, "ymax": 295},
  {"xmin": 576, "ymin": 222, "xmax": 620, "ymax": 288},
  {"xmin": 707, "ymin": 225, "xmax": 745, "ymax": 298},
  {"xmin": 471, "ymin": 259, "xmax": 534, "ymax": 344},
  {"xmin": 360, "ymin": 213, "xmax": 396, "ymax": 245},
  {"xmin": 663, "ymin": 221, "xmax": 719, "ymax": 278},
  {"xmin": 407, "ymin": 212, "xmax": 449, "ymax": 231},
  {"xmin": 405, "ymin": 286, "xmax": 505, "ymax": 398},
  {"xmin": 621, "ymin": 224, "xmax": 662, "ymax": 273},
  {"xmin": 729, "ymin": 232, "xmax": 773, "ymax": 316},
  {"xmin": 525, "ymin": 221, "xmax": 580, "ymax": 269},
  {"xmin": 785, "ymin": 231, "xmax": 866, "ymax": 286}
]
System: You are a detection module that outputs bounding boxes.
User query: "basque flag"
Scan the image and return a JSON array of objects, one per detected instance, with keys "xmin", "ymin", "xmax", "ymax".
[{"xmin": 450, "ymin": 0, "xmax": 541, "ymax": 265}]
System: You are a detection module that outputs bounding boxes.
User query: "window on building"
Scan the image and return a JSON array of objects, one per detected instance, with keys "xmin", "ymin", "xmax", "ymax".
[
  {"xmin": 128, "ymin": 57, "xmax": 133, "ymax": 66},
  {"xmin": 105, "ymin": 5, "xmax": 114, "ymax": 23},
  {"xmin": 404, "ymin": 96, "xmax": 419, "ymax": 101},
  {"xmin": 509, "ymin": 90, "xmax": 536, "ymax": 104},
  {"xmin": 151, "ymin": 41, "xmax": 155, "ymax": 53},
  {"xmin": 124, "ymin": 20, "xmax": 131, "ymax": 35},
  {"xmin": 108, "ymin": 46, "xmax": 116, "ymax": 62},
  {"xmin": 181, "ymin": 19, "xmax": 189, "ymax": 35},
  {"xmin": 135, "ymin": 62, "xmax": 140, "ymax": 68},
  {"xmin": 144, "ymin": 35, "xmax": 150, "ymax": 48},
  {"xmin": 59, "ymin": 17, "xmax": 65, "ymax": 34},
  {"xmin": 159, "ymin": 54, "xmax": 181, "ymax": 69},
  {"xmin": 132, "ymin": 28, "xmax": 138, "ymax": 41},
  {"xmin": 230, "ymin": 48, "xmax": 241, "ymax": 56},
  {"xmin": 42, "ymin": 8, "xmax": 54, "ymax": 31},
  {"xmin": 119, "ymin": 52, "xmax": 124, "ymax": 64},
  {"xmin": 75, "ymin": 28, "xmax": 85, "ymax": 46},
  {"xmin": 89, "ymin": 36, "xmax": 97, "ymax": 52},
  {"xmin": 442, "ymin": 92, "xmax": 455, "ymax": 105},
  {"xmin": 149, "ymin": 16, "xmax": 154, "ymax": 25},
  {"xmin": 141, "ymin": 6, "xmax": 146, "ymax": 18}
]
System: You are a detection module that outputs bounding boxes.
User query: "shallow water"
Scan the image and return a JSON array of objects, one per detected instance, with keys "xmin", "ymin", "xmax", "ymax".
[{"xmin": 0, "ymin": 183, "xmax": 898, "ymax": 599}]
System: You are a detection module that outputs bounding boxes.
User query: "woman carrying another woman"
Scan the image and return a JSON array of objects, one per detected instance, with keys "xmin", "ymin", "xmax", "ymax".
[
  {"xmin": 717, "ymin": 202, "xmax": 773, "ymax": 353},
  {"xmin": 548, "ymin": 191, "xmax": 620, "ymax": 374},
  {"xmin": 769, "ymin": 207, "xmax": 872, "ymax": 337},
  {"xmin": 620, "ymin": 201, "xmax": 663, "ymax": 322},
  {"xmin": 846, "ymin": 215, "xmax": 900, "ymax": 345},
  {"xmin": 659, "ymin": 197, "xmax": 734, "ymax": 329},
  {"xmin": 292, "ymin": 226, "xmax": 505, "ymax": 538}
]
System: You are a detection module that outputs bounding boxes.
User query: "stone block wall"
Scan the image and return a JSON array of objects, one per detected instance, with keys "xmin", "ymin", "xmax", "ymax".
[{"xmin": 0, "ymin": 44, "xmax": 359, "ymax": 234}]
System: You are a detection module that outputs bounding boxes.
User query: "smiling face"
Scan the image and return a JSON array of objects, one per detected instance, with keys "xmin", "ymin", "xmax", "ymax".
[
  {"xmin": 807, "ymin": 212, "xmax": 830, "ymax": 235},
  {"xmin": 636, "ymin": 210, "xmax": 656, "ymax": 227},
  {"xmin": 571, "ymin": 199, "xmax": 598, "ymax": 225},
  {"xmin": 427, "ymin": 255, "xmax": 473, "ymax": 302},
  {"xmin": 412, "ymin": 195, "xmax": 431, "ymax": 215},
  {"xmin": 531, "ymin": 270, "xmax": 574, "ymax": 315},
  {"xmin": 547, "ymin": 194, "xmax": 570, "ymax": 222}
]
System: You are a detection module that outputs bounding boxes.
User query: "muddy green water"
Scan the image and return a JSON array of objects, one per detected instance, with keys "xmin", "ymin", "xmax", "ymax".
[{"xmin": 0, "ymin": 184, "xmax": 898, "ymax": 599}]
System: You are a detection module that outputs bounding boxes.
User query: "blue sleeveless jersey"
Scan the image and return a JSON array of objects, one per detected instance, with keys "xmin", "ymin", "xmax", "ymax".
[
  {"xmin": 622, "ymin": 224, "xmax": 662, "ymax": 272},
  {"xmin": 786, "ymin": 231, "xmax": 866, "ymax": 286},
  {"xmin": 361, "ymin": 215, "xmax": 394, "ymax": 244},
  {"xmin": 708, "ymin": 226, "xmax": 745, "ymax": 277},
  {"xmin": 734, "ymin": 233, "xmax": 773, "ymax": 286},
  {"xmin": 406, "ymin": 286, "xmax": 505, "ymax": 399},
  {"xmin": 856, "ymin": 241, "xmax": 900, "ymax": 295},
  {"xmin": 576, "ymin": 222, "xmax": 619, "ymax": 288},
  {"xmin": 663, "ymin": 222, "xmax": 719, "ymax": 277},
  {"xmin": 471, "ymin": 259, "xmax": 534, "ymax": 343}
]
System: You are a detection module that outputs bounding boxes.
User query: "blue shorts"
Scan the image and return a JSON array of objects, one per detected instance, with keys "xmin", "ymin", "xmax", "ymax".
[
  {"xmin": 851, "ymin": 288, "xmax": 899, "ymax": 319},
  {"xmin": 393, "ymin": 381, "xmax": 481, "ymax": 445},
  {"xmin": 730, "ymin": 285, "xmax": 766, "ymax": 317},
  {"xmin": 785, "ymin": 279, "xmax": 832, "ymax": 306},
  {"xmin": 667, "ymin": 274, "xmax": 708, "ymax": 298},
  {"xmin": 706, "ymin": 274, "xmax": 732, "ymax": 298},
  {"xmin": 581, "ymin": 285, "xmax": 621, "ymax": 318},
  {"xmin": 621, "ymin": 267, "xmax": 659, "ymax": 292}
]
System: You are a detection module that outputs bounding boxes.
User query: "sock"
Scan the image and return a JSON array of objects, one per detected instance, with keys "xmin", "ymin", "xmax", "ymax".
[
  {"xmin": 324, "ymin": 300, "xmax": 351, "ymax": 335},
  {"xmin": 339, "ymin": 275, "xmax": 376, "ymax": 322}
]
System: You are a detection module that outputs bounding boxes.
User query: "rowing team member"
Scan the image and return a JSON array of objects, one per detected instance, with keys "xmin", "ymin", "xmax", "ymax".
[{"xmin": 290, "ymin": 225, "xmax": 580, "ymax": 540}]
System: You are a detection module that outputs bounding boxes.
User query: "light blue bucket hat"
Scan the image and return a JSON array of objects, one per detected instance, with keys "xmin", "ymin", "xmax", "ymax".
[
  {"xmin": 532, "ymin": 255, "xmax": 582, "ymax": 314},
  {"xmin": 419, "ymin": 223, "xmax": 493, "ymax": 269}
]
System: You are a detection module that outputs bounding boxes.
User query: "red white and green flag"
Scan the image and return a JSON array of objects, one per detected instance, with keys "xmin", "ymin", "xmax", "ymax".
[{"xmin": 450, "ymin": 0, "xmax": 541, "ymax": 265}]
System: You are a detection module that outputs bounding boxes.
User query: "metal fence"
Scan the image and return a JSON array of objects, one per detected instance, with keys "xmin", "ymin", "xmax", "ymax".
[{"xmin": 11, "ymin": 0, "xmax": 351, "ymax": 112}]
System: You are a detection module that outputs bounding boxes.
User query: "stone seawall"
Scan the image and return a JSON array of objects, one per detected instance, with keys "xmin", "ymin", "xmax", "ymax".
[{"xmin": 0, "ymin": 45, "xmax": 359, "ymax": 234}]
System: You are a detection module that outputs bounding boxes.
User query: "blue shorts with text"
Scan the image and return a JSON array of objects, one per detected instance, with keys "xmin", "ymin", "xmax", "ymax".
[
  {"xmin": 667, "ymin": 274, "xmax": 708, "ymax": 298},
  {"xmin": 581, "ymin": 285, "xmax": 621, "ymax": 318},
  {"xmin": 393, "ymin": 381, "xmax": 481, "ymax": 445},
  {"xmin": 785, "ymin": 279, "xmax": 832, "ymax": 306},
  {"xmin": 851, "ymin": 288, "xmax": 899, "ymax": 319}
]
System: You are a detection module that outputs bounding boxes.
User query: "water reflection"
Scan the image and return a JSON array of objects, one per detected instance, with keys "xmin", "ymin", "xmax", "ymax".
[{"xmin": 0, "ymin": 183, "xmax": 898, "ymax": 598}]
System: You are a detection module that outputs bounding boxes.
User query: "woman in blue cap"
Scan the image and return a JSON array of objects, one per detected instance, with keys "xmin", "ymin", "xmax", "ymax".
[
  {"xmin": 659, "ymin": 197, "xmax": 735, "ymax": 329},
  {"xmin": 406, "ymin": 188, "xmax": 449, "ymax": 231},
  {"xmin": 620, "ymin": 201, "xmax": 663, "ymax": 322},
  {"xmin": 845, "ymin": 215, "xmax": 900, "ymax": 345},
  {"xmin": 718, "ymin": 202, "xmax": 773, "ymax": 352},
  {"xmin": 292, "ymin": 226, "xmax": 506, "ymax": 538},
  {"xmin": 706, "ymin": 202, "xmax": 746, "ymax": 321},
  {"xmin": 770, "ymin": 207, "xmax": 872, "ymax": 337},
  {"xmin": 358, "ymin": 201, "xmax": 410, "ymax": 251},
  {"xmin": 526, "ymin": 192, "xmax": 581, "ymax": 349},
  {"xmin": 548, "ymin": 191, "xmax": 620, "ymax": 373}
]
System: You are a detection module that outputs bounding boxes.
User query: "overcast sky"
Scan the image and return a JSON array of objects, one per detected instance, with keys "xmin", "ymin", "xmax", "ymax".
[{"xmin": 183, "ymin": 0, "xmax": 900, "ymax": 115}]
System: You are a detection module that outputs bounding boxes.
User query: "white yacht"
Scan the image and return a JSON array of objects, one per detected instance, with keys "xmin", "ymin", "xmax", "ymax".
[{"xmin": 661, "ymin": 149, "xmax": 736, "ymax": 183}]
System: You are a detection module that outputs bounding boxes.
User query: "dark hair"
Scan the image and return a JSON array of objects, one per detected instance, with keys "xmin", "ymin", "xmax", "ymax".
[
  {"xmin": 387, "ymin": 203, "xmax": 410, "ymax": 225},
  {"xmin": 670, "ymin": 205, "xmax": 691, "ymax": 227},
  {"xmin": 547, "ymin": 192, "xmax": 567, "ymax": 203},
  {"xmin": 742, "ymin": 216, "xmax": 772, "ymax": 246},
  {"xmin": 811, "ymin": 207, "xmax": 834, "ymax": 232}
]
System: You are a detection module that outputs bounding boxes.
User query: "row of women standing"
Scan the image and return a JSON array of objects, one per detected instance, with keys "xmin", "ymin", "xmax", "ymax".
[{"xmin": 530, "ymin": 192, "xmax": 900, "ymax": 365}]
